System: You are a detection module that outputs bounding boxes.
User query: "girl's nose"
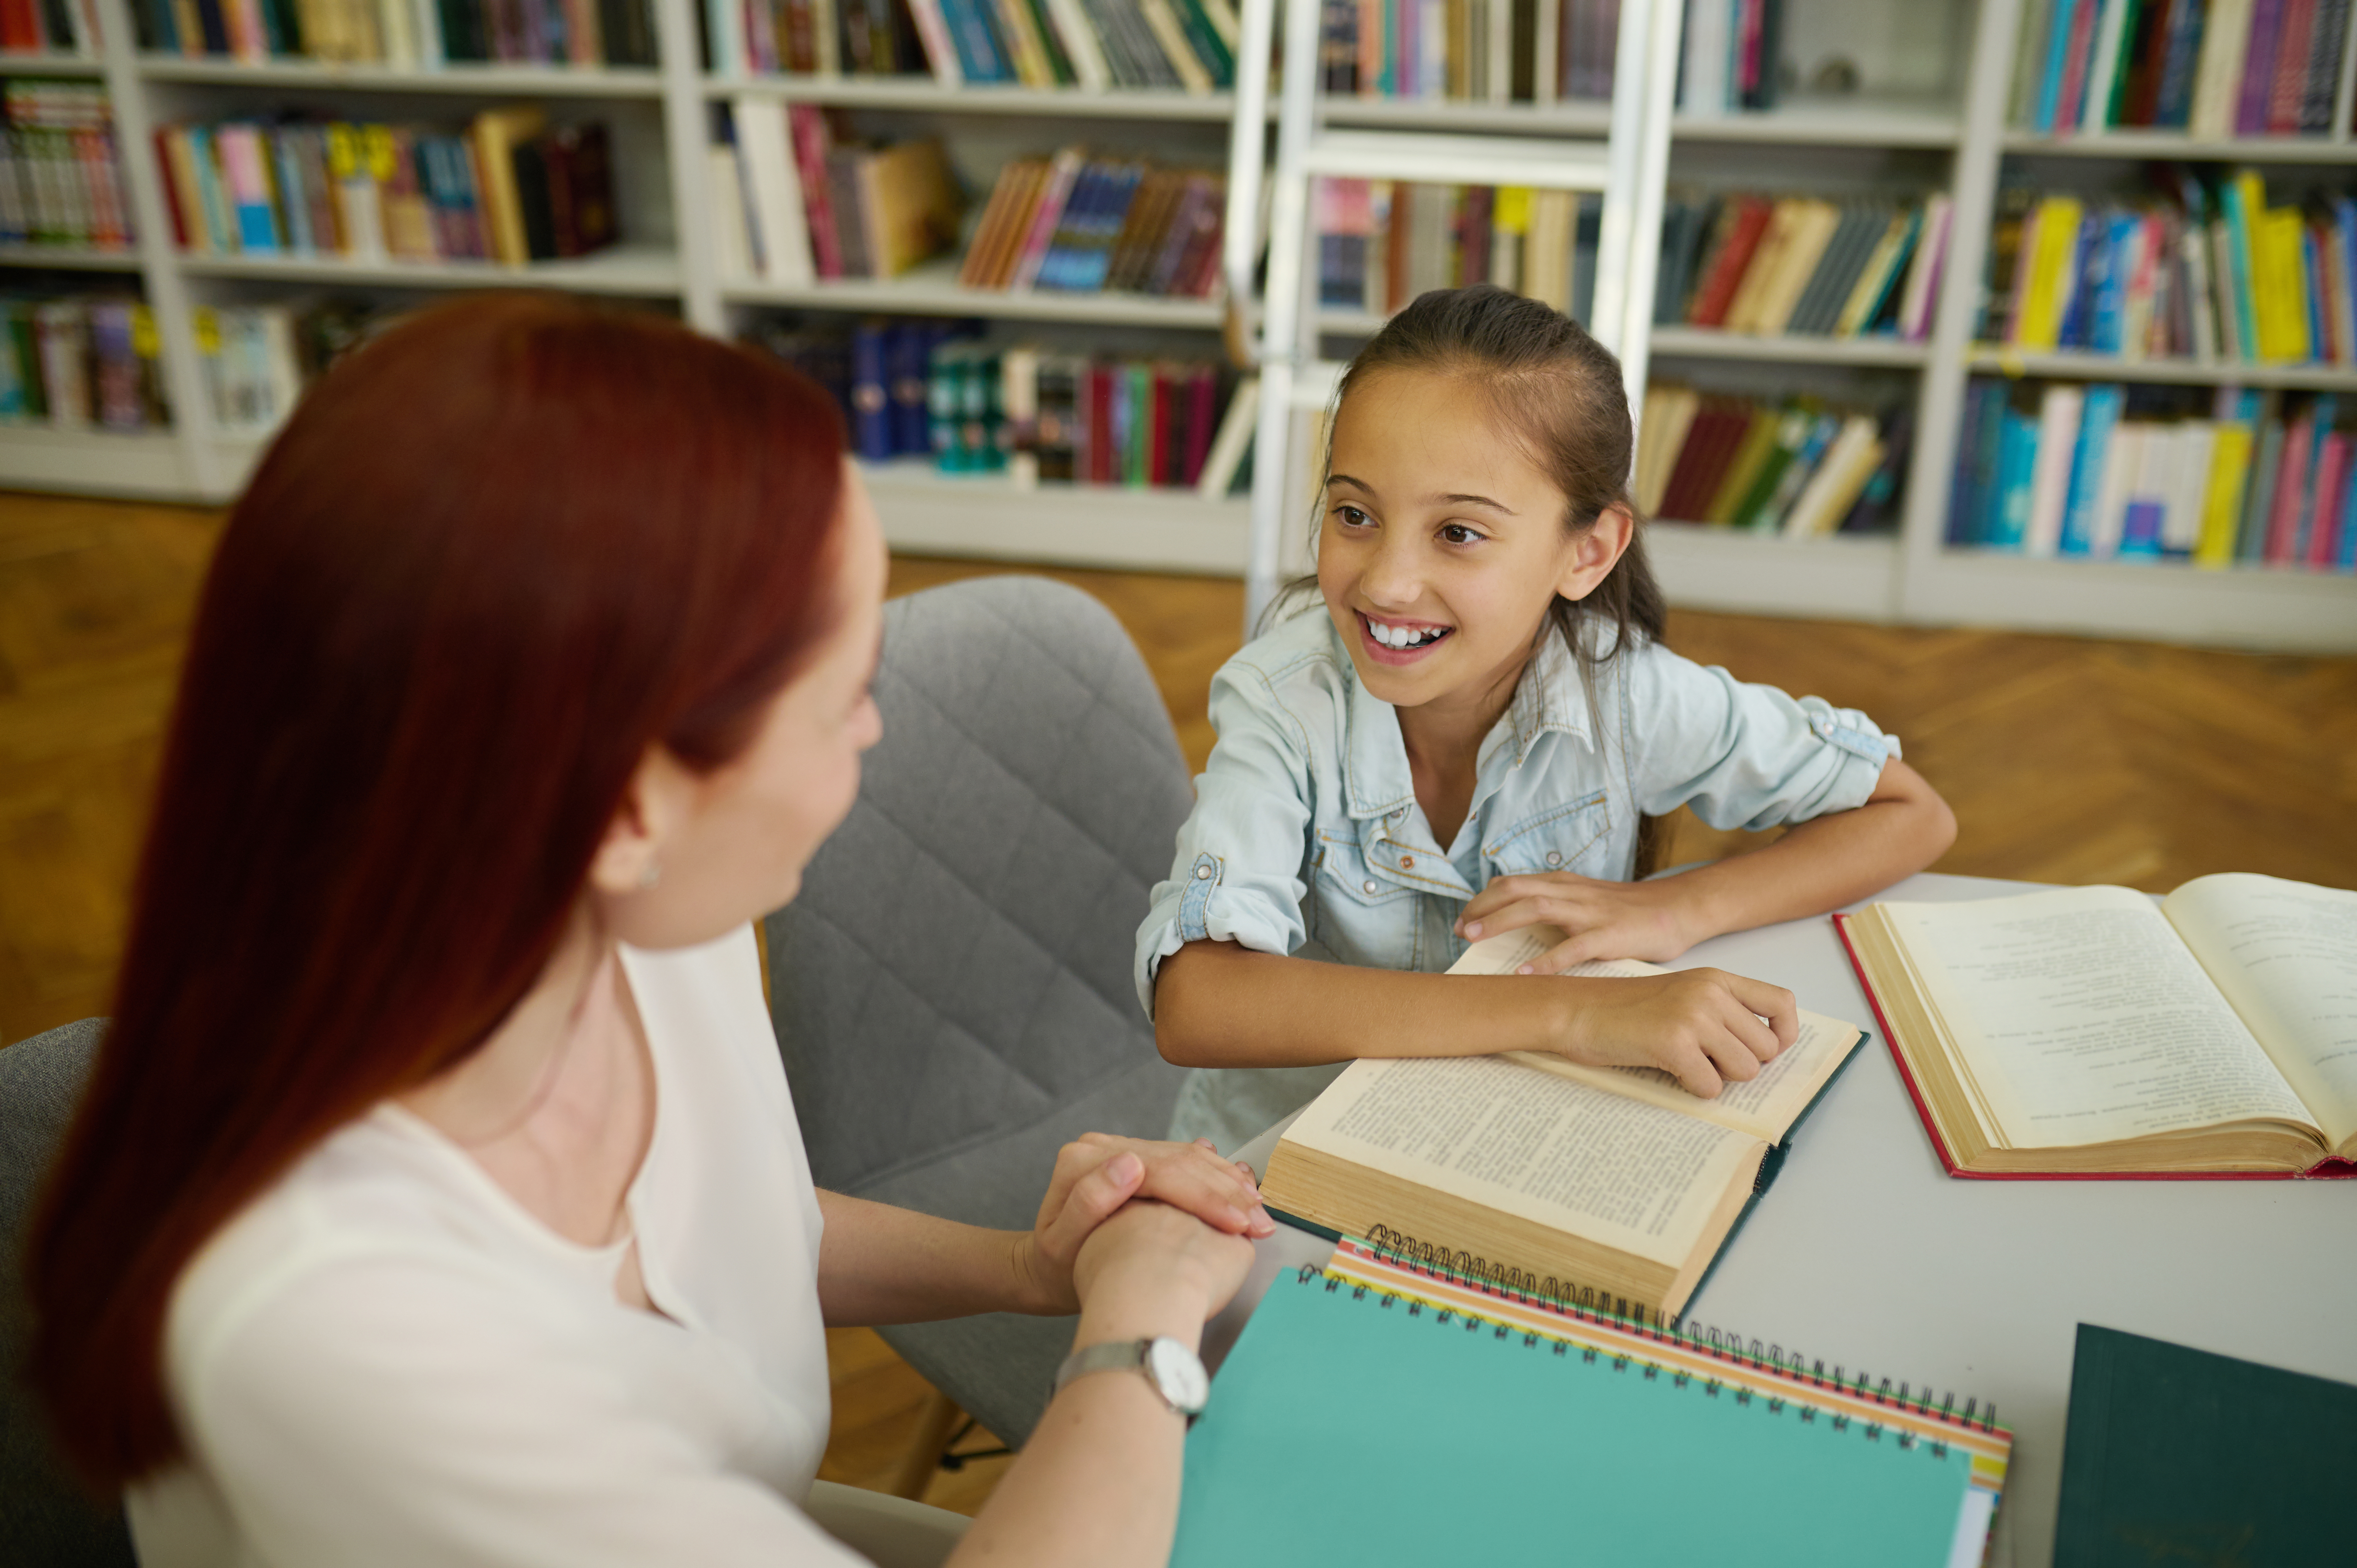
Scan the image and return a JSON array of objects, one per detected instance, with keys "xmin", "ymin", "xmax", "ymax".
[{"xmin": 1359, "ymin": 535, "xmax": 1425, "ymax": 610}]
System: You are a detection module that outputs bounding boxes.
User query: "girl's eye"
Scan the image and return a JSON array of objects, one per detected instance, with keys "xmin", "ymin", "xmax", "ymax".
[
  {"xmin": 1334, "ymin": 505, "xmax": 1373, "ymax": 529},
  {"xmin": 1439, "ymin": 523, "xmax": 1484, "ymax": 546}
]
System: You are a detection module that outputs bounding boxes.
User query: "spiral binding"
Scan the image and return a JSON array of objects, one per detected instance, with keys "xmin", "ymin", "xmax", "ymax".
[{"xmin": 1336, "ymin": 1226, "xmax": 2002, "ymax": 1439}]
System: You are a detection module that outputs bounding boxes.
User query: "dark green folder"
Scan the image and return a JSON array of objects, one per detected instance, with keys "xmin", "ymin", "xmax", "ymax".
[{"xmin": 2055, "ymin": 1324, "xmax": 2357, "ymax": 1566}]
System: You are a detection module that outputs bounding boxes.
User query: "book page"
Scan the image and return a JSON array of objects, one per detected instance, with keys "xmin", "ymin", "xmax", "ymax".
[
  {"xmin": 1280, "ymin": 1055, "xmax": 1760, "ymax": 1269},
  {"xmin": 2164, "ymin": 874, "xmax": 2357, "ymax": 1154},
  {"xmin": 1448, "ymin": 928, "xmax": 1861, "ymax": 1143},
  {"xmin": 1879, "ymin": 886, "xmax": 2315, "ymax": 1149}
]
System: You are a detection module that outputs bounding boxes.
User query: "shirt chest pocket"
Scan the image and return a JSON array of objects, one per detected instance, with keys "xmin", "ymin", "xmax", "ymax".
[
  {"xmin": 1306, "ymin": 828, "xmax": 1419, "ymax": 968},
  {"xmin": 1483, "ymin": 791, "xmax": 1614, "ymax": 878}
]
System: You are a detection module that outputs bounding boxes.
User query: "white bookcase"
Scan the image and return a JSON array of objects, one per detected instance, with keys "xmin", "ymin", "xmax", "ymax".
[{"xmin": 0, "ymin": 0, "xmax": 2350, "ymax": 648}]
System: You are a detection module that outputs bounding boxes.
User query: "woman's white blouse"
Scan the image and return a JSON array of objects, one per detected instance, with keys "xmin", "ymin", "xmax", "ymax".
[{"xmin": 127, "ymin": 926, "xmax": 869, "ymax": 1568}]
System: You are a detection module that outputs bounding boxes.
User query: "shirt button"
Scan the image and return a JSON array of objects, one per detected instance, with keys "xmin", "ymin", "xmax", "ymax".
[
  {"xmin": 1399, "ymin": 855, "xmax": 1415, "ymax": 869},
  {"xmin": 1194, "ymin": 865, "xmax": 1212, "ymax": 879},
  {"xmin": 1363, "ymin": 879, "xmax": 1379, "ymax": 894},
  {"xmin": 1545, "ymin": 851, "xmax": 1563, "ymax": 867}
]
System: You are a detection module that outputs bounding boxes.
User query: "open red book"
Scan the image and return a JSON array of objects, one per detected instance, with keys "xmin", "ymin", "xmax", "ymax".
[{"xmin": 1834, "ymin": 875, "xmax": 2357, "ymax": 1180}]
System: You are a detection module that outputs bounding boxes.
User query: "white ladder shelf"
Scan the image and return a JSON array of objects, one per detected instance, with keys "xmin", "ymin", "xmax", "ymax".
[{"xmin": 1221, "ymin": 0, "xmax": 1686, "ymax": 629}]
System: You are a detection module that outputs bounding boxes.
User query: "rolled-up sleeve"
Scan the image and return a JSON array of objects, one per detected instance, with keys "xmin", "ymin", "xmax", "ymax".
[
  {"xmin": 1624, "ymin": 643, "xmax": 1899, "ymax": 833},
  {"xmin": 1133, "ymin": 659, "xmax": 1319, "ymax": 1020}
]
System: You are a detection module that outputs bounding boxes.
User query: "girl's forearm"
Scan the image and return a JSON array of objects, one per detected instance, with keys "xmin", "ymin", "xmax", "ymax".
[
  {"xmin": 813, "ymin": 1189, "xmax": 1045, "ymax": 1326},
  {"xmin": 1666, "ymin": 757, "xmax": 1956, "ymax": 946},
  {"xmin": 1154, "ymin": 941, "xmax": 1580, "ymax": 1069}
]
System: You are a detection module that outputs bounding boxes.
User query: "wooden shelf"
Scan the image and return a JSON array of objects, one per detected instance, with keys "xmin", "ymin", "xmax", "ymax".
[
  {"xmin": 176, "ymin": 243, "xmax": 683, "ymax": 294},
  {"xmin": 136, "ymin": 57, "xmax": 666, "ymax": 95},
  {"xmin": 1912, "ymin": 549, "xmax": 2357, "ymax": 651},
  {"xmin": 0, "ymin": 244, "xmax": 142, "ymax": 270},
  {"xmin": 1673, "ymin": 97, "xmax": 1962, "ymax": 147},
  {"xmin": 0, "ymin": 426, "xmax": 191, "ymax": 497},
  {"xmin": 723, "ymin": 258, "xmax": 1221, "ymax": 326},
  {"xmin": 1966, "ymin": 346, "xmax": 2357, "ymax": 391},
  {"xmin": 2001, "ymin": 128, "xmax": 2357, "ymax": 163},
  {"xmin": 0, "ymin": 51, "xmax": 103, "ymax": 74},
  {"xmin": 1651, "ymin": 327, "xmax": 1932, "ymax": 367},
  {"xmin": 1645, "ymin": 523, "xmax": 1901, "ymax": 620},
  {"xmin": 1322, "ymin": 97, "xmax": 1613, "ymax": 133},
  {"xmin": 860, "ymin": 459, "xmax": 1248, "ymax": 574},
  {"xmin": 704, "ymin": 75, "xmax": 1234, "ymax": 119}
]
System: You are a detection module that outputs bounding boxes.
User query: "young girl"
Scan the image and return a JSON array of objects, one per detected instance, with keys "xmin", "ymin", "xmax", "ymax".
[{"xmin": 1135, "ymin": 285, "xmax": 1956, "ymax": 1153}]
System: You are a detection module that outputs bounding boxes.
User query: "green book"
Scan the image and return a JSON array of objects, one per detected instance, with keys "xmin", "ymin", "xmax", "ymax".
[
  {"xmin": 2055, "ymin": 1324, "xmax": 2357, "ymax": 1566},
  {"xmin": 1174, "ymin": 1265, "xmax": 1989, "ymax": 1566}
]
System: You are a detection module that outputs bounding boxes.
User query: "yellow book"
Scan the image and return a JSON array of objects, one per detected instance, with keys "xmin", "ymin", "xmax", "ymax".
[
  {"xmin": 2016, "ymin": 196, "xmax": 2083, "ymax": 351},
  {"xmin": 989, "ymin": 0, "xmax": 1059, "ymax": 86},
  {"xmin": 1704, "ymin": 410, "xmax": 1779, "ymax": 524},
  {"xmin": 1751, "ymin": 198, "xmax": 1841, "ymax": 335},
  {"xmin": 2193, "ymin": 423, "xmax": 2254, "ymax": 567},
  {"xmin": 1721, "ymin": 199, "xmax": 1800, "ymax": 334},
  {"xmin": 468, "ymin": 104, "xmax": 548, "ymax": 267},
  {"xmin": 2251, "ymin": 206, "xmax": 2311, "ymax": 365}
]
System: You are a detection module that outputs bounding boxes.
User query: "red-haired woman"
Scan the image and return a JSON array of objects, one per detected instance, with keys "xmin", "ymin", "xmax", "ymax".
[{"xmin": 28, "ymin": 295, "xmax": 1268, "ymax": 1568}]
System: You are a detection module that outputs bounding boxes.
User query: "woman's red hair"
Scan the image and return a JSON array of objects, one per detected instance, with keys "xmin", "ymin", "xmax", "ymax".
[{"xmin": 27, "ymin": 293, "xmax": 847, "ymax": 1483}]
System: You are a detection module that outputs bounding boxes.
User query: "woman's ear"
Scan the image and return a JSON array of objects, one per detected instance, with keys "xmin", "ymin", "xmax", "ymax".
[
  {"xmin": 1555, "ymin": 505, "xmax": 1634, "ymax": 602},
  {"xmin": 587, "ymin": 746, "xmax": 696, "ymax": 898}
]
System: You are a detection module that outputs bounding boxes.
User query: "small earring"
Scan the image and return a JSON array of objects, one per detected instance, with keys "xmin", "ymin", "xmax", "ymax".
[{"xmin": 638, "ymin": 861, "xmax": 661, "ymax": 890}]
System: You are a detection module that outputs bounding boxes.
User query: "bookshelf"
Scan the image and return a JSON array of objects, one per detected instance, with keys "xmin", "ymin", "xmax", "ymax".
[{"xmin": 0, "ymin": 0, "xmax": 2348, "ymax": 649}]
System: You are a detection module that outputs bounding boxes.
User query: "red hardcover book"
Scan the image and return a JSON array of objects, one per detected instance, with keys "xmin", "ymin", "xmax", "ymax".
[
  {"xmin": 1086, "ymin": 362, "xmax": 1113, "ymax": 484},
  {"xmin": 2053, "ymin": 0, "xmax": 2102, "ymax": 129},
  {"xmin": 1834, "ymin": 906, "xmax": 2357, "ymax": 1181},
  {"xmin": 2267, "ymin": 0, "xmax": 2317, "ymax": 130},
  {"xmin": 151, "ymin": 127, "xmax": 189, "ymax": 249},
  {"xmin": 0, "ymin": 0, "xmax": 44, "ymax": 51},
  {"xmin": 1147, "ymin": 364, "xmax": 1173, "ymax": 486},
  {"xmin": 1686, "ymin": 198, "xmax": 1773, "ymax": 328},
  {"xmin": 1182, "ymin": 364, "xmax": 1217, "ymax": 486},
  {"xmin": 787, "ymin": 104, "xmax": 842, "ymax": 279}
]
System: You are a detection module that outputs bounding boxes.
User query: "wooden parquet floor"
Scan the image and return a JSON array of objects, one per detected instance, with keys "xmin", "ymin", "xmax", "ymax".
[{"xmin": 6, "ymin": 491, "xmax": 2356, "ymax": 1515}]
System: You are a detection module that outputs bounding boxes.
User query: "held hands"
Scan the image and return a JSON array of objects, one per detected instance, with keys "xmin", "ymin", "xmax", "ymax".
[
  {"xmin": 1015, "ymin": 1134, "xmax": 1274, "ymax": 1315},
  {"xmin": 1457, "ymin": 870, "xmax": 1708, "ymax": 969}
]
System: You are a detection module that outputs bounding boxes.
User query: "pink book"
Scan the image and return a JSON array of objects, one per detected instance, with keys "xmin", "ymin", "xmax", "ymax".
[
  {"xmin": 2308, "ymin": 433, "xmax": 2349, "ymax": 567},
  {"xmin": 1006, "ymin": 150, "xmax": 1081, "ymax": 292},
  {"xmin": 786, "ymin": 105, "xmax": 841, "ymax": 280},
  {"xmin": 2267, "ymin": 0, "xmax": 2317, "ymax": 132},
  {"xmin": 2054, "ymin": 0, "xmax": 2101, "ymax": 131},
  {"xmin": 2264, "ymin": 415, "xmax": 2312, "ymax": 562}
]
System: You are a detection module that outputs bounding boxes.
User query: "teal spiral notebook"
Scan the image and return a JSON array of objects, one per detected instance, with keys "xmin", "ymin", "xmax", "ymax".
[{"xmin": 1173, "ymin": 1261, "xmax": 1995, "ymax": 1567}]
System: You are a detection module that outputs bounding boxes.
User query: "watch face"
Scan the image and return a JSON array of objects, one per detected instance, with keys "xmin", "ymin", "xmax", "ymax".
[{"xmin": 1146, "ymin": 1337, "xmax": 1209, "ymax": 1413}]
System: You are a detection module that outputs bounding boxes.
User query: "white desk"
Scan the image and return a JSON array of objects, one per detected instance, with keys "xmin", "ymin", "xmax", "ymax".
[{"xmin": 1204, "ymin": 872, "xmax": 2357, "ymax": 1568}]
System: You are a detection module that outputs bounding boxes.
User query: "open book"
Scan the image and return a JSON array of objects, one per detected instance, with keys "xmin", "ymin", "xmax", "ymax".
[
  {"xmin": 1258, "ymin": 927, "xmax": 1867, "ymax": 1325},
  {"xmin": 1837, "ymin": 874, "xmax": 2357, "ymax": 1178}
]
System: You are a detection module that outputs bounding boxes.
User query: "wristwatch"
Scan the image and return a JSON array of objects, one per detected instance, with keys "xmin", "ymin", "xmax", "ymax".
[{"xmin": 1051, "ymin": 1336, "xmax": 1209, "ymax": 1418}]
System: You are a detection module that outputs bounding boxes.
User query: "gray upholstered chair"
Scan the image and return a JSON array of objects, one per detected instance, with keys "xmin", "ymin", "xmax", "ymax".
[
  {"xmin": 2, "ymin": 1019, "xmax": 138, "ymax": 1568},
  {"xmin": 764, "ymin": 575, "xmax": 1194, "ymax": 1452}
]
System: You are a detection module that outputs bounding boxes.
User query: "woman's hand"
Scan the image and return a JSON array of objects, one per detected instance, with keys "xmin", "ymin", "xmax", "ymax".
[
  {"xmin": 1545, "ymin": 968, "xmax": 1799, "ymax": 1100},
  {"xmin": 1014, "ymin": 1135, "xmax": 1273, "ymax": 1314},
  {"xmin": 1457, "ymin": 871, "xmax": 1710, "ymax": 969},
  {"xmin": 1069, "ymin": 1199, "xmax": 1258, "ymax": 1340}
]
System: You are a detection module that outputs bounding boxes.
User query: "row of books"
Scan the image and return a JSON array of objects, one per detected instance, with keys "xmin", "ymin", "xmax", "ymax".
[
  {"xmin": 131, "ymin": 0, "xmax": 658, "ymax": 66},
  {"xmin": 747, "ymin": 316, "xmax": 1255, "ymax": 491},
  {"xmin": 155, "ymin": 107, "xmax": 618, "ymax": 265},
  {"xmin": 1317, "ymin": 180, "xmax": 1597, "ymax": 321},
  {"xmin": 1654, "ymin": 190, "xmax": 1950, "ymax": 341},
  {"xmin": 958, "ymin": 150, "xmax": 1222, "ymax": 295},
  {"xmin": 0, "ymin": 295, "xmax": 161, "ymax": 429},
  {"xmin": 1313, "ymin": 0, "xmax": 1623, "ymax": 103},
  {"xmin": 0, "ymin": 0, "xmax": 96, "ymax": 53},
  {"xmin": 712, "ymin": 104, "xmax": 964, "ymax": 282},
  {"xmin": 1, "ymin": 82, "xmax": 131, "ymax": 252},
  {"xmin": 1678, "ymin": 0, "xmax": 1789, "ymax": 115},
  {"xmin": 1635, "ymin": 383, "xmax": 1912, "ymax": 535},
  {"xmin": 1986, "ymin": 175, "xmax": 2355, "ymax": 366},
  {"xmin": 2011, "ymin": 0, "xmax": 2352, "ymax": 136},
  {"xmin": 708, "ymin": 0, "xmax": 1238, "ymax": 90},
  {"xmin": 1951, "ymin": 378, "xmax": 2356, "ymax": 570}
]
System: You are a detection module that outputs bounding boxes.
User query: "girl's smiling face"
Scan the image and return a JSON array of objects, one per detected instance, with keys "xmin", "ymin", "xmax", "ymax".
[{"xmin": 1317, "ymin": 369, "xmax": 1627, "ymax": 722}]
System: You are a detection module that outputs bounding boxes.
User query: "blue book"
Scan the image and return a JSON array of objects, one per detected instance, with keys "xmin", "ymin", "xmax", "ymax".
[
  {"xmin": 938, "ymin": 0, "xmax": 1012, "ymax": 81},
  {"xmin": 1989, "ymin": 407, "xmax": 2039, "ymax": 550},
  {"xmin": 2058, "ymin": 383, "xmax": 2123, "ymax": 555},
  {"xmin": 2338, "ymin": 451, "xmax": 2357, "ymax": 570},
  {"xmin": 2120, "ymin": 499, "xmax": 2164, "ymax": 557},
  {"xmin": 2035, "ymin": 0, "xmax": 2083, "ymax": 132},
  {"xmin": 272, "ymin": 134, "xmax": 313, "ymax": 255},
  {"xmin": 2152, "ymin": 0, "xmax": 2206, "ymax": 125},
  {"xmin": 1067, "ymin": 164, "xmax": 1141, "ymax": 293},
  {"xmin": 848, "ymin": 320, "xmax": 894, "ymax": 462},
  {"xmin": 886, "ymin": 322, "xmax": 933, "ymax": 457},
  {"xmin": 1957, "ymin": 381, "xmax": 2009, "ymax": 545},
  {"xmin": 2056, "ymin": 213, "xmax": 2106, "ymax": 351},
  {"xmin": 2219, "ymin": 177, "xmax": 2260, "ymax": 366},
  {"xmin": 2302, "ymin": 228, "xmax": 2327, "ymax": 367},
  {"xmin": 2088, "ymin": 212, "xmax": 2138, "ymax": 355},
  {"xmin": 1037, "ymin": 163, "xmax": 1108, "ymax": 291},
  {"xmin": 1173, "ymin": 1263, "xmax": 1991, "ymax": 1568}
]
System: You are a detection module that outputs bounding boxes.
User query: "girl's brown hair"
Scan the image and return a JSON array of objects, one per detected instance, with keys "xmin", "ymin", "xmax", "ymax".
[{"xmin": 1330, "ymin": 283, "xmax": 1667, "ymax": 673}]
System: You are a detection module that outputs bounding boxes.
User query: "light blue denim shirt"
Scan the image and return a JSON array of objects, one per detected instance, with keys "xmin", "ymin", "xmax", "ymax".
[{"xmin": 1134, "ymin": 607, "xmax": 1901, "ymax": 1153}]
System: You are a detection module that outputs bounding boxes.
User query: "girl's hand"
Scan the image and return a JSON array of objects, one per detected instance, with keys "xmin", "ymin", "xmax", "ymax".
[
  {"xmin": 1070, "ymin": 1199, "xmax": 1258, "ymax": 1338},
  {"xmin": 1016, "ymin": 1136, "xmax": 1273, "ymax": 1314},
  {"xmin": 1547, "ymin": 968, "xmax": 1799, "ymax": 1100},
  {"xmin": 1458, "ymin": 872, "xmax": 1709, "ymax": 968}
]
